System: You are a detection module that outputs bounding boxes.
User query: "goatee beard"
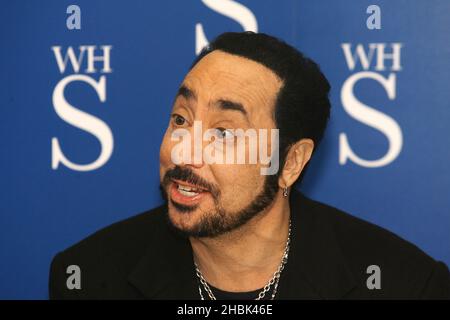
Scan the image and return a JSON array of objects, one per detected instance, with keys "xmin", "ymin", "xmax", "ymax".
[{"xmin": 160, "ymin": 166, "xmax": 279, "ymax": 238}]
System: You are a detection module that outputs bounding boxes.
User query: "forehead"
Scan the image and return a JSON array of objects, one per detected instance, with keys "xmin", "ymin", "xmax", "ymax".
[{"xmin": 182, "ymin": 50, "xmax": 283, "ymax": 113}]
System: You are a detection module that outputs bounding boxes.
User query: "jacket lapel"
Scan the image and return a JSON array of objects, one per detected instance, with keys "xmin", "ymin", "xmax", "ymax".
[{"xmin": 127, "ymin": 213, "xmax": 199, "ymax": 299}]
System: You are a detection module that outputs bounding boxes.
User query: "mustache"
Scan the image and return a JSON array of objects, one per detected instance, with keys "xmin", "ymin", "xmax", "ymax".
[{"xmin": 162, "ymin": 165, "xmax": 220, "ymax": 198}]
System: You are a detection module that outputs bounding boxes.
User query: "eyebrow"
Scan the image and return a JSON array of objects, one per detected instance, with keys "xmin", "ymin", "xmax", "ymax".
[
  {"xmin": 176, "ymin": 84, "xmax": 248, "ymax": 118},
  {"xmin": 176, "ymin": 85, "xmax": 196, "ymax": 101},
  {"xmin": 215, "ymin": 99, "xmax": 247, "ymax": 117}
]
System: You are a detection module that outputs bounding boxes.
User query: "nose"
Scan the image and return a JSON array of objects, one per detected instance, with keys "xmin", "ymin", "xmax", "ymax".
[{"xmin": 187, "ymin": 120, "xmax": 205, "ymax": 168}]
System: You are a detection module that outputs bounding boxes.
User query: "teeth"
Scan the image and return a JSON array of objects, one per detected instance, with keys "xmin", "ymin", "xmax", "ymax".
[
  {"xmin": 177, "ymin": 184, "xmax": 200, "ymax": 197},
  {"xmin": 178, "ymin": 185, "xmax": 197, "ymax": 192}
]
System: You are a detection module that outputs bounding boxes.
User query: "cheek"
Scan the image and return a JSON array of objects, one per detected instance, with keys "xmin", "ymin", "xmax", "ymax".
[
  {"xmin": 159, "ymin": 129, "xmax": 173, "ymax": 166},
  {"xmin": 212, "ymin": 164, "xmax": 264, "ymax": 208},
  {"xmin": 159, "ymin": 129, "xmax": 175, "ymax": 180}
]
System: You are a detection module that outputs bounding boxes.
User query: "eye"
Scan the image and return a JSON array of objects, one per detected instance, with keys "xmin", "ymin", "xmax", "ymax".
[
  {"xmin": 214, "ymin": 127, "xmax": 234, "ymax": 140},
  {"xmin": 171, "ymin": 114, "xmax": 187, "ymax": 126}
]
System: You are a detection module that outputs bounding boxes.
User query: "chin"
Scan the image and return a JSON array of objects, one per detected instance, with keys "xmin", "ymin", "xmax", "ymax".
[
  {"xmin": 166, "ymin": 210, "xmax": 203, "ymax": 238},
  {"xmin": 168, "ymin": 204, "xmax": 199, "ymax": 226}
]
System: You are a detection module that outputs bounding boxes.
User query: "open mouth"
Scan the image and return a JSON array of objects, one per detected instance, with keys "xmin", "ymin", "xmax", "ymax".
[
  {"xmin": 177, "ymin": 184, "xmax": 202, "ymax": 197},
  {"xmin": 169, "ymin": 179, "xmax": 209, "ymax": 207}
]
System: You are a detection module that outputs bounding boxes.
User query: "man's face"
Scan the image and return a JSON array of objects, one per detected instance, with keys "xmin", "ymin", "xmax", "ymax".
[{"xmin": 159, "ymin": 50, "xmax": 283, "ymax": 238}]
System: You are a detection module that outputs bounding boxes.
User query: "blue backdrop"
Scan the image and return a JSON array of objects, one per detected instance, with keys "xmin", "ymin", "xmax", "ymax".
[{"xmin": 1, "ymin": 0, "xmax": 449, "ymax": 299}]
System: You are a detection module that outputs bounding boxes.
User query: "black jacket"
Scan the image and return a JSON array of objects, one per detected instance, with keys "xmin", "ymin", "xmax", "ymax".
[{"xmin": 49, "ymin": 190, "xmax": 450, "ymax": 299}]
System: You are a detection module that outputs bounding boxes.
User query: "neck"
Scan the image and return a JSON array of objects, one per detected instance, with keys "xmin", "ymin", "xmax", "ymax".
[{"xmin": 189, "ymin": 190, "xmax": 291, "ymax": 292}]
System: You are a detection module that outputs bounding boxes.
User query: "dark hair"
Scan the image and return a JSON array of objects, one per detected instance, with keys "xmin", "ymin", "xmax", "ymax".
[{"xmin": 191, "ymin": 32, "xmax": 331, "ymax": 182}]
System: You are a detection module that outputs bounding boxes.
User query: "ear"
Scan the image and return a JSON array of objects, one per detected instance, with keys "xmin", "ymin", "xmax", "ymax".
[{"xmin": 278, "ymin": 138, "xmax": 314, "ymax": 189}]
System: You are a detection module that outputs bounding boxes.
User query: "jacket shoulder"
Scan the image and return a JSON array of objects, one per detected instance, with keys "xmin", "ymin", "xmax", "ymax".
[
  {"xmin": 49, "ymin": 205, "xmax": 167, "ymax": 299},
  {"xmin": 302, "ymin": 195, "xmax": 450, "ymax": 298}
]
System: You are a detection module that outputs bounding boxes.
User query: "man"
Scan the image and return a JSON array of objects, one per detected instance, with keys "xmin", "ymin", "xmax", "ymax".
[{"xmin": 49, "ymin": 32, "xmax": 450, "ymax": 299}]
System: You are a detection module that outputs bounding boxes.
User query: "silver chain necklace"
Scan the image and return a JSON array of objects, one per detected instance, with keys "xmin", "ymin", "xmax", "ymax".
[{"xmin": 194, "ymin": 220, "xmax": 291, "ymax": 300}]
